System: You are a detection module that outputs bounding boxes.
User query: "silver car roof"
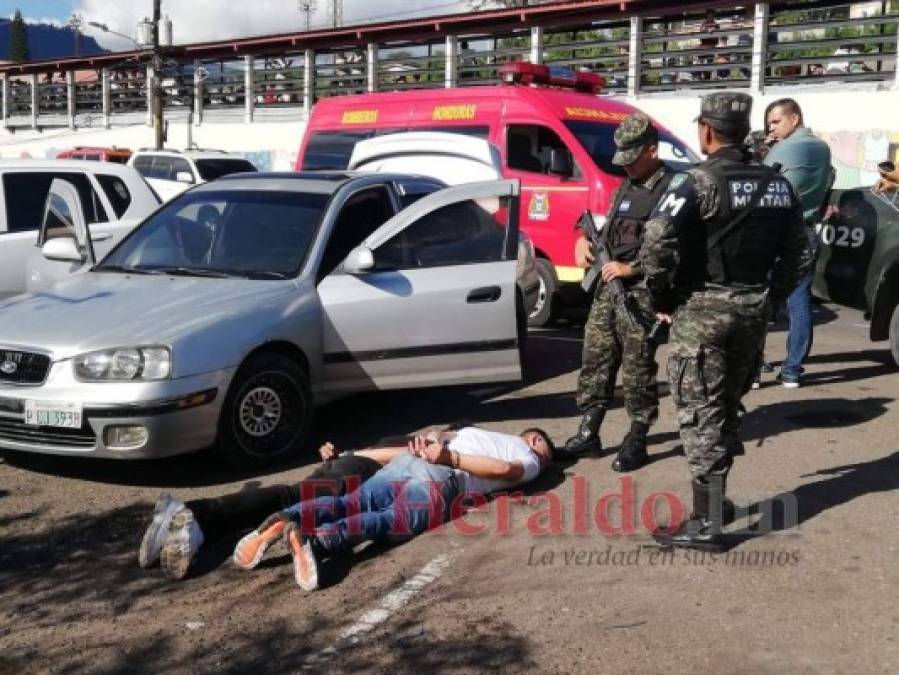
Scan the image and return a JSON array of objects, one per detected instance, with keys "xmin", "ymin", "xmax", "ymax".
[{"xmin": 194, "ymin": 171, "xmax": 443, "ymax": 195}]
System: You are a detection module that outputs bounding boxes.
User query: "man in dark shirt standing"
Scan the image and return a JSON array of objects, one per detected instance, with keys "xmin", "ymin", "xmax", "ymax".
[
  {"xmin": 638, "ymin": 93, "xmax": 812, "ymax": 550},
  {"xmin": 562, "ymin": 112, "xmax": 674, "ymax": 473}
]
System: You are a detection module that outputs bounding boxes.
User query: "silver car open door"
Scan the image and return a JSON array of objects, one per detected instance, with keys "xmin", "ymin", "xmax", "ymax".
[
  {"xmin": 27, "ymin": 179, "xmax": 95, "ymax": 291},
  {"xmin": 318, "ymin": 179, "xmax": 521, "ymax": 393}
]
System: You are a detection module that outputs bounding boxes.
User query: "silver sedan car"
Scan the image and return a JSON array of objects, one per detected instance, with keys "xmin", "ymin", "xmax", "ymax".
[{"xmin": 0, "ymin": 173, "xmax": 523, "ymax": 466}]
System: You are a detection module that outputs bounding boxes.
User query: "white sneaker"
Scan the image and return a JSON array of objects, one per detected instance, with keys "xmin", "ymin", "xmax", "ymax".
[
  {"xmin": 138, "ymin": 494, "xmax": 185, "ymax": 568},
  {"xmin": 160, "ymin": 508, "xmax": 204, "ymax": 580},
  {"xmin": 285, "ymin": 522, "xmax": 319, "ymax": 592}
]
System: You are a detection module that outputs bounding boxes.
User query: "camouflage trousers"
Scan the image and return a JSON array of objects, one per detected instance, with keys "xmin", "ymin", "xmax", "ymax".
[
  {"xmin": 576, "ymin": 285, "xmax": 659, "ymax": 426},
  {"xmin": 667, "ymin": 290, "xmax": 769, "ymax": 480}
]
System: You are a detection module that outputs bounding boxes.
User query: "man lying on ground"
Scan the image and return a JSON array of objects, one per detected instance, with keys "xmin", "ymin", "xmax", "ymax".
[
  {"xmin": 233, "ymin": 426, "xmax": 555, "ymax": 591},
  {"xmin": 139, "ymin": 442, "xmax": 392, "ymax": 579}
]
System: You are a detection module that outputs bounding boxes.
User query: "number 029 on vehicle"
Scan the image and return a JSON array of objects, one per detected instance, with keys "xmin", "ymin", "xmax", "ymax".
[{"xmin": 24, "ymin": 401, "xmax": 83, "ymax": 428}]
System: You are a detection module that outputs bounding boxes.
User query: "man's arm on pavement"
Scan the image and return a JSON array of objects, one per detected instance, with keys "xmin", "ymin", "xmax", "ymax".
[
  {"xmin": 453, "ymin": 453, "xmax": 526, "ymax": 483},
  {"xmin": 356, "ymin": 447, "xmax": 407, "ymax": 465},
  {"xmin": 320, "ymin": 441, "xmax": 406, "ymax": 466}
]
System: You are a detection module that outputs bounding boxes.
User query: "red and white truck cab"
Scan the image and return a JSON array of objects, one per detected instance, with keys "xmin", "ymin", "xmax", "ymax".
[{"xmin": 296, "ymin": 63, "xmax": 697, "ymax": 325}]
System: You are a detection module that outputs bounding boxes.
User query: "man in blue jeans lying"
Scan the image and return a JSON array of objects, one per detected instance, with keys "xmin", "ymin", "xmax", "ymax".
[{"xmin": 233, "ymin": 426, "xmax": 554, "ymax": 591}]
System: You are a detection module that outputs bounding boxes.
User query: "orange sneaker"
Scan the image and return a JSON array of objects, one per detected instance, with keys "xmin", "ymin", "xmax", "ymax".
[
  {"xmin": 284, "ymin": 521, "xmax": 319, "ymax": 591},
  {"xmin": 232, "ymin": 512, "xmax": 288, "ymax": 570}
]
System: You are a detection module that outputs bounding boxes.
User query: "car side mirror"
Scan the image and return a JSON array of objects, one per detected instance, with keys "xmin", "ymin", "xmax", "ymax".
[
  {"xmin": 175, "ymin": 171, "xmax": 195, "ymax": 184},
  {"xmin": 42, "ymin": 237, "xmax": 83, "ymax": 263},
  {"xmin": 549, "ymin": 149, "xmax": 573, "ymax": 177},
  {"xmin": 343, "ymin": 245, "xmax": 375, "ymax": 274}
]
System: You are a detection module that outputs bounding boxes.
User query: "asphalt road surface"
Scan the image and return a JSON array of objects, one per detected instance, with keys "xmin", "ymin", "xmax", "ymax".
[{"xmin": 1, "ymin": 304, "xmax": 896, "ymax": 674}]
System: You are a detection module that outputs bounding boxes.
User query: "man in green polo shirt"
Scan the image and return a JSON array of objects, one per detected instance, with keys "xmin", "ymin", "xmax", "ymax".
[{"xmin": 764, "ymin": 98, "xmax": 833, "ymax": 388}]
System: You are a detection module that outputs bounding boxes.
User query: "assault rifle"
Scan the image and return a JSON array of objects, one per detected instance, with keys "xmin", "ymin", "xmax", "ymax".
[{"xmin": 578, "ymin": 210, "xmax": 666, "ymax": 342}]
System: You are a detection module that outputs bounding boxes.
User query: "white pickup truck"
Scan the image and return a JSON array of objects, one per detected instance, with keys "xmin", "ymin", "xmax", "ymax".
[{"xmin": 128, "ymin": 149, "xmax": 257, "ymax": 202}]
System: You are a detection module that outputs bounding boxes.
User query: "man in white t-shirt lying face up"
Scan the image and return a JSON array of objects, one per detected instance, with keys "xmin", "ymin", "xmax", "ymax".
[{"xmin": 231, "ymin": 426, "xmax": 555, "ymax": 591}]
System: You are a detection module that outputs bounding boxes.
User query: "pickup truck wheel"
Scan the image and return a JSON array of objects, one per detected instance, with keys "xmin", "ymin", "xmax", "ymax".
[
  {"xmin": 890, "ymin": 303, "xmax": 899, "ymax": 367},
  {"xmin": 217, "ymin": 353, "xmax": 312, "ymax": 468},
  {"xmin": 528, "ymin": 258, "xmax": 558, "ymax": 328}
]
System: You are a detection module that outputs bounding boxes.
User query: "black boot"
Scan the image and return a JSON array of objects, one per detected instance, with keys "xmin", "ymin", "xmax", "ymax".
[
  {"xmin": 561, "ymin": 407, "xmax": 604, "ymax": 455},
  {"xmin": 653, "ymin": 478, "xmax": 726, "ymax": 552},
  {"xmin": 719, "ymin": 474, "xmax": 736, "ymax": 526},
  {"xmin": 611, "ymin": 421, "xmax": 650, "ymax": 472}
]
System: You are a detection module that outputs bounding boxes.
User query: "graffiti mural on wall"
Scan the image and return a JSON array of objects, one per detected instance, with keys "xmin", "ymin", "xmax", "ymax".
[{"xmin": 819, "ymin": 129, "xmax": 899, "ymax": 189}]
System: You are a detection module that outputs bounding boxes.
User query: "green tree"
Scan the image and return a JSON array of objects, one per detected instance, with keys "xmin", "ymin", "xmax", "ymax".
[{"xmin": 8, "ymin": 9, "xmax": 29, "ymax": 63}]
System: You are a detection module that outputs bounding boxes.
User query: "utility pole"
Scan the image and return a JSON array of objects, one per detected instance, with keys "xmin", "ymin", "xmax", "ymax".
[
  {"xmin": 152, "ymin": 0, "xmax": 164, "ymax": 149},
  {"xmin": 332, "ymin": 0, "xmax": 342, "ymax": 28},
  {"xmin": 69, "ymin": 13, "xmax": 83, "ymax": 56},
  {"xmin": 299, "ymin": 0, "xmax": 317, "ymax": 31}
]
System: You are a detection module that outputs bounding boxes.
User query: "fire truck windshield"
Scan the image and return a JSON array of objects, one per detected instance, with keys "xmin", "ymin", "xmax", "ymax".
[{"xmin": 564, "ymin": 120, "xmax": 698, "ymax": 176}]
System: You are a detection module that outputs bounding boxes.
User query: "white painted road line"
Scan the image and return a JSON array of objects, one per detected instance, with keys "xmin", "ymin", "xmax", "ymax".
[{"xmin": 302, "ymin": 553, "xmax": 454, "ymax": 668}]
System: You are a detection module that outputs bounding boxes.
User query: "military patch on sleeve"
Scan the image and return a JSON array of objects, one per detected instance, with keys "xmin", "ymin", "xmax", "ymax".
[
  {"xmin": 652, "ymin": 174, "xmax": 694, "ymax": 218},
  {"xmin": 668, "ymin": 172, "xmax": 688, "ymax": 190}
]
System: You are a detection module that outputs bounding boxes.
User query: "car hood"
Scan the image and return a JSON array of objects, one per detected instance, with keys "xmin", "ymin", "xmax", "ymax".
[{"xmin": 0, "ymin": 273, "xmax": 297, "ymax": 362}]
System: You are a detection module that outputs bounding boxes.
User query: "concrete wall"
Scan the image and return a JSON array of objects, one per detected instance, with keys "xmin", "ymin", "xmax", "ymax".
[{"xmin": 1, "ymin": 85, "xmax": 897, "ymax": 188}]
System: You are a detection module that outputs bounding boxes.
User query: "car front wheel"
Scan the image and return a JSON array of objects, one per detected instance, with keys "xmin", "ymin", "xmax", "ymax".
[{"xmin": 217, "ymin": 353, "xmax": 312, "ymax": 468}]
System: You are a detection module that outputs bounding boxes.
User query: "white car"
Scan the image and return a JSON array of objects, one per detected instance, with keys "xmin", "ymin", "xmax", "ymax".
[
  {"xmin": 348, "ymin": 131, "xmax": 540, "ymax": 318},
  {"xmin": 0, "ymin": 159, "xmax": 160, "ymax": 299},
  {"xmin": 128, "ymin": 149, "xmax": 257, "ymax": 202}
]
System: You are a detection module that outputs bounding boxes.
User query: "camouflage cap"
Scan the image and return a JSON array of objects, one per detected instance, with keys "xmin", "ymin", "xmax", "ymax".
[
  {"xmin": 612, "ymin": 111, "xmax": 659, "ymax": 166},
  {"xmin": 696, "ymin": 92, "xmax": 753, "ymax": 131}
]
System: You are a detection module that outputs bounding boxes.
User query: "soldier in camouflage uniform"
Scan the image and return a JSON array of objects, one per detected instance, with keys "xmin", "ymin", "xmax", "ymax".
[
  {"xmin": 562, "ymin": 112, "xmax": 674, "ymax": 473},
  {"xmin": 638, "ymin": 92, "xmax": 812, "ymax": 551}
]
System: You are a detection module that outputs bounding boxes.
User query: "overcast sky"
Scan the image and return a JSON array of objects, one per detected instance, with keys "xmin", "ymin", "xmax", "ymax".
[{"xmin": 3, "ymin": 1, "xmax": 475, "ymax": 51}]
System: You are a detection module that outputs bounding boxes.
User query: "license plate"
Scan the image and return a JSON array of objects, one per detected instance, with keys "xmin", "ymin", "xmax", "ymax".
[{"xmin": 24, "ymin": 401, "xmax": 83, "ymax": 429}]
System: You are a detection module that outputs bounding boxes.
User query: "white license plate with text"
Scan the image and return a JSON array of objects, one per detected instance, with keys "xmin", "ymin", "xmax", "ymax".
[{"xmin": 24, "ymin": 401, "xmax": 83, "ymax": 428}]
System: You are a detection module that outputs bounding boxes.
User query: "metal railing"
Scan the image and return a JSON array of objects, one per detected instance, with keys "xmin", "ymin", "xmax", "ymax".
[
  {"xmin": 377, "ymin": 41, "xmax": 446, "ymax": 92},
  {"xmin": 74, "ymin": 77, "xmax": 103, "ymax": 114},
  {"xmin": 4, "ymin": 0, "xmax": 898, "ymax": 127},
  {"xmin": 543, "ymin": 24, "xmax": 630, "ymax": 92},
  {"xmin": 109, "ymin": 69, "xmax": 146, "ymax": 114},
  {"xmin": 766, "ymin": 3, "xmax": 898, "ymax": 85},
  {"xmin": 640, "ymin": 13, "xmax": 754, "ymax": 92},
  {"xmin": 453, "ymin": 32, "xmax": 530, "ymax": 85},
  {"xmin": 8, "ymin": 81, "xmax": 32, "ymax": 117},
  {"xmin": 314, "ymin": 49, "xmax": 367, "ymax": 99},
  {"xmin": 202, "ymin": 60, "xmax": 247, "ymax": 110},
  {"xmin": 253, "ymin": 57, "xmax": 305, "ymax": 108}
]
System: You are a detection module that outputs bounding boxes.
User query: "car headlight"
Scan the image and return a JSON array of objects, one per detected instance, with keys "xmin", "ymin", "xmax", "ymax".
[{"xmin": 74, "ymin": 347, "xmax": 171, "ymax": 381}]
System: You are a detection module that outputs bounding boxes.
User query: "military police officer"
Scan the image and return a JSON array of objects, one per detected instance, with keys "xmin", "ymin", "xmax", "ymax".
[
  {"xmin": 638, "ymin": 93, "xmax": 812, "ymax": 551},
  {"xmin": 562, "ymin": 112, "xmax": 674, "ymax": 473}
]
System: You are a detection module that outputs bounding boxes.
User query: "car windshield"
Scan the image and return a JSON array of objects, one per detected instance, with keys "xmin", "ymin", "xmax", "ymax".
[
  {"xmin": 564, "ymin": 120, "xmax": 699, "ymax": 176},
  {"xmin": 195, "ymin": 158, "xmax": 258, "ymax": 180},
  {"xmin": 96, "ymin": 189, "xmax": 328, "ymax": 279}
]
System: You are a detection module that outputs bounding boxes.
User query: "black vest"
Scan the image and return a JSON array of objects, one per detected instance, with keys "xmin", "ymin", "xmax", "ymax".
[
  {"xmin": 678, "ymin": 150, "xmax": 796, "ymax": 288},
  {"xmin": 605, "ymin": 168, "xmax": 674, "ymax": 263}
]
